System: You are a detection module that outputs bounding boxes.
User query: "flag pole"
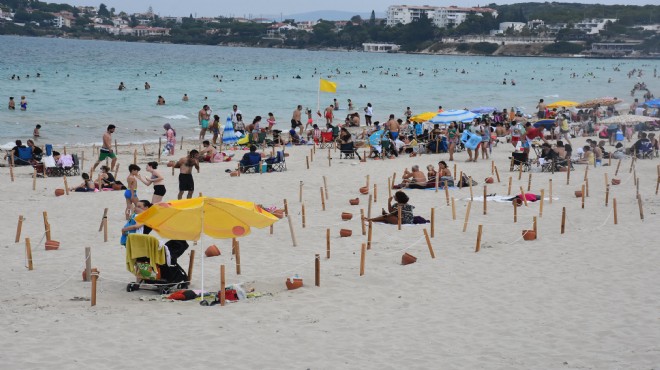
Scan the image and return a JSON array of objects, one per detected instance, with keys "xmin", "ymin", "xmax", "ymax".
[{"xmin": 317, "ymin": 78, "xmax": 321, "ymax": 119}]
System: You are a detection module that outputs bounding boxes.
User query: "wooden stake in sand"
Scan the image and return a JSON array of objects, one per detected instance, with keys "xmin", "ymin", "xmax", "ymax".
[
  {"xmin": 549, "ymin": 179, "xmax": 553, "ymax": 204},
  {"xmin": 360, "ymin": 209, "xmax": 366, "ymax": 235},
  {"xmin": 604, "ymin": 173, "xmax": 609, "ymax": 189},
  {"xmin": 513, "ymin": 197, "xmax": 518, "ymax": 223},
  {"xmin": 475, "ymin": 225, "xmax": 483, "ymax": 253},
  {"xmin": 435, "ymin": 172, "xmax": 440, "ymax": 192},
  {"xmin": 656, "ymin": 165, "xmax": 660, "ymax": 195},
  {"xmin": 327, "ymin": 148, "xmax": 331, "ymax": 167},
  {"xmin": 323, "ymin": 176, "xmax": 329, "ymax": 200},
  {"xmin": 91, "ymin": 268, "xmax": 98, "ymax": 307},
  {"xmin": 309, "ymin": 148, "xmax": 313, "ymax": 162},
  {"xmin": 220, "ymin": 265, "xmax": 226, "ymax": 306},
  {"xmin": 566, "ymin": 162, "xmax": 571, "ymax": 185},
  {"xmin": 605, "ymin": 184, "xmax": 610, "ymax": 206},
  {"xmin": 85, "ymin": 247, "xmax": 92, "ymax": 282},
  {"xmin": 444, "ymin": 181, "xmax": 450, "ymax": 206},
  {"xmin": 581, "ymin": 184, "xmax": 586, "ymax": 209},
  {"xmin": 320, "ymin": 187, "xmax": 325, "ymax": 211},
  {"xmin": 9, "ymin": 162, "xmax": 14, "ymax": 182},
  {"xmin": 366, "ymin": 175, "xmax": 370, "ymax": 189},
  {"xmin": 367, "ymin": 220, "xmax": 373, "ymax": 250},
  {"xmin": 374, "ymin": 184, "xmax": 378, "ymax": 203},
  {"xmin": 629, "ymin": 156, "xmax": 636, "ymax": 173},
  {"xmin": 234, "ymin": 241, "xmax": 241, "ymax": 275},
  {"xmin": 586, "ymin": 178, "xmax": 590, "ymax": 197},
  {"xmin": 451, "ymin": 197, "xmax": 456, "ymax": 220},
  {"xmin": 491, "ymin": 160, "xmax": 494, "ymax": 175},
  {"xmin": 430, "ymin": 208, "xmax": 435, "ymax": 237},
  {"xmin": 315, "ymin": 254, "xmax": 320, "ymax": 287},
  {"xmin": 458, "ymin": 171, "xmax": 463, "ymax": 189},
  {"xmin": 25, "ymin": 238, "xmax": 33, "ymax": 270},
  {"xmin": 133, "ymin": 149, "xmax": 137, "ymax": 165},
  {"xmin": 367, "ymin": 194, "xmax": 373, "ymax": 219},
  {"xmin": 143, "ymin": 144, "xmax": 147, "ymax": 157},
  {"xmin": 453, "ymin": 164, "xmax": 457, "ymax": 181},
  {"xmin": 561, "ymin": 207, "xmax": 566, "ymax": 234},
  {"xmin": 518, "ymin": 161, "xmax": 523, "ymax": 181},
  {"xmin": 637, "ymin": 194, "xmax": 644, "ymax": 221},
  {"xmin": 539, "ymin": 189, "xmax": 545, "ymax": 217},
  {"xmin": 283, "ymin": 199, "xmax": 289, "ymax": 216},
  {"xmin": 584, "ymin": 165, "xmax": 589, "ymax": 182},
  {"xmin": 397, "ymin": 204, "xmax": 402, "ymax": 231},
  {"xmin": 519, "ymin": 186, "xmax": 528, "ymax": 207},
  {"xmin": 462, "ymin": 201, "xmax": 472, "ymax": 232},
  {"xmin": 287, "ymin": 215, "xmax": 297, "ymax": 247},
  {"xmin": 80, "ymin": 152, "xmax": 85, "ymax": 175},
  {"xmin": 391, "ymin": 172, "xmax": 397, "ymax": 188},
  {"xmin": 32, "ymin": 168, "xmax": 36, "ymax": 191},
  {"xmin": 187, "ymin": 250, "xmax": 195, "ymax": 282},
  {"xmin": 469, "ymin": 177, "xmax": 474, "ymax": 201},
  {"xmin": 326, "ymin": 229, "xmax": 331, "ymax": 258},
  {"xmin": 43, "ymin": 211, "xmax": 51, "ymax": 241},
  {"xmin": 483, "ymin": 185, "xmax": 487, "ymax": 215},
  {"xmin": 63, "ymin": 176, "xmax": 70, "ymax": 195},
  {"xmin": 301, "ymin": 203, "xmax": 306, "ymax": 228},
  {"xmin": 423, "ymin": 229, "xmax": 436, "ymax": 258},
  {"xmin": 527, "ymin": 173, "xmax": 532, "ymax": 191},
  {"xmin": 388, "ymin": 177, "xmax": 392, "ymax": 199},
  {"xmin": 359, "ymin": 243, "xmax": 366, "ymax": 276},
  {"xmin": 114, "ymin": 139, "xmax": 118, "ymax": 154},
  {"xmin": 615, "ymin": 159, "xmax": 621, "ymax": 176},
  {"xmin": 15, "ymin": 215, "xmax": 24, "ymax": 243},
  {"xmin": 306, "ymin": 156, "xmax": 310, "ymax": 170},
  {"xmin": 533, "ymin": 216, "xmax": 538, "ymax": 237},
  {"xmin": 494, "ymin": 166, "xmax": 501, "ymax": 182},
  {"xmin": 613, "ymin": 198, "xmax": 618, "ymax": 225},
  {"xmin": 299, "ymin": 181, "xmax": 303, "ymax": 203}
]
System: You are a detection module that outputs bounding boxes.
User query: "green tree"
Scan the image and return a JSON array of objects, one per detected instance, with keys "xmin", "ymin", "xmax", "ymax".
[{"xmin": 98, "ymin": 3, "xmax": 110, "ymax": 17}]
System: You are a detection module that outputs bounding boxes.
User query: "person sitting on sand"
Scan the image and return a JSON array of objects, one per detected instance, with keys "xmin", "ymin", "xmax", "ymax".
[
  {"xmin": 400, "ymin": 165, "xmax": 427, "ymax": 189},
  {"xmin": 239, "ymin": 145, "xmax": 262, "ymax": 172},
  {"xmin": 367, "ymin": 191, "xmax": 415, "ymax": 225},
  {"xmin": 288, "ymin": 129, "xmax": 306, "ymax": 145},
  {"xmin": 437, "ymin": 160, "xmax": 453, "ymax": 186},
  {"xmin": 575, "ymin": 146, "xmax": 594, "ymax": 165},
  {"xmin": 306, "ymin": 124, "xmax": 322, "ymax": 142},
  {"xmin": 71, "ymin": 173, "xmax": 96, "ymax": 192},
  {"xmin": 426, "ymin": 165, "xmax": 437, "ymax": 185},
  {"xmin": 505, "ymin": 193, "xmax": 542, "ymax": 206},
  {"xmin": 97, "ymin": 165, "xmax": 125, "ymax": 189}
]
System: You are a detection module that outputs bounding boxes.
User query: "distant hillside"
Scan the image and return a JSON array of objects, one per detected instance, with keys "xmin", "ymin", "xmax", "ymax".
[{"xmin": 283, "ymin": 10, "xmax": 385, "ymax": 22}]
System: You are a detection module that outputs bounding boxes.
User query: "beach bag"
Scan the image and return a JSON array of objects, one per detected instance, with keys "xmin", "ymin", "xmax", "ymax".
[
  {"xmin": 459, "ymin": 173, "xmax": 478, "ymax": 187},
  {"xmin": 135, "ymin": 261, "xmax": 160, "ymax": 280}
]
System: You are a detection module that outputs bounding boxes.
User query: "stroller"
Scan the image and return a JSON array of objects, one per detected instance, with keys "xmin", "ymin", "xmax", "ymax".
[{"xmin": 125, "ymin": 234, "xmax": 190, "ymax": 294}]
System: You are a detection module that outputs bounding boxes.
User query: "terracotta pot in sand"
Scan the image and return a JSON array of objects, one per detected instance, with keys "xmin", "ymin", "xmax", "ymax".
[
  {"xmin": 339, "ymin": 229, "xmax": 352, "ymax": 237},
  {"xmin": 349, "ymin": 198, "xmax": 360, "ymax": 205},
  {"xmin": 205, "ymin": 245, "xmax": 221, "ymax": 257},
  {"xmin": 401, "ymin": 252, "xmax": 417, "ymax": 265},
  {"xmin": 522, "ymin": 230, "xmax": 536, "ymax": 241},
  {"xmin": 341, "ymin": 212, "xmax": 353, "ymax": 221}
]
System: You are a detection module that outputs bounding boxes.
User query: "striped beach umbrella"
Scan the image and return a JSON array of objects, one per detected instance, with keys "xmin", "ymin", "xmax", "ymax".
[
  {"xmin": 222, "ymin": 116, "xmax": 237, "ymax": 144},
  {"xmin": 430, "ymin": 109, "xmax": 478, "ymax": 124}
]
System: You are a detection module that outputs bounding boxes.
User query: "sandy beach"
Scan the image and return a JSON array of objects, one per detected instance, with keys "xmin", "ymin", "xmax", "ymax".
[{"xmin": 2, "ymin": 136, "xmax": 659, "ymax": 369}]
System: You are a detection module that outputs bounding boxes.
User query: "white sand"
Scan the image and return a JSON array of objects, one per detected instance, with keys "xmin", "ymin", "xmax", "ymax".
[{"xmin": 2, "ymin": 138, "xmax": 659, "ymax": 369}]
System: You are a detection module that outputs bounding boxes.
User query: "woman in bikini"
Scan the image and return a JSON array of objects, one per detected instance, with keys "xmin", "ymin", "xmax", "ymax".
[
  {"xmin": 124, "ymin": 164, "xmax": 140, "ymax": 220},
  {"xmin": 367, "ymin": 191, "xmax": 415, "ymax": 225},
  {"xmin": 138, "ymin": 161, "xmax": 166, "ymax": 204},
  {"xmin": 447, "ymin": 122, "xmax": 458, "ymax": 161}
]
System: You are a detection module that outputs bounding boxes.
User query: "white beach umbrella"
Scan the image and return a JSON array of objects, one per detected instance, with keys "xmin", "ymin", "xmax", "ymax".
[
  {"xmin": 429, "ymin": 109, "xmax": 478, "ymax": 124},
  {"xmin": 600, "ymin": 115, "xmax": 657, "ymax": 125}
]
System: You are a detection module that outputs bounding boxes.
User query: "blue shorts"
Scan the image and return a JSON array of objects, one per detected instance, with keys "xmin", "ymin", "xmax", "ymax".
[
  {"xmin": 124, "ymin": 189, "xmax": 136, "ymax": 199},
  {"xmin": 201, "ymin": 119, "xmax": 209, "ymax": 129},
  {"xmin": 390, "ymin": 132, "xmax": 399, "ymax": 140}
]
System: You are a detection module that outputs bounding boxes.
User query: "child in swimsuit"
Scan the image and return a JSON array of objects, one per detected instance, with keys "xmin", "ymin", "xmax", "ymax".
[{"xmin": 124, "ymin": 164, "xmax": 140, "ymax": 220}]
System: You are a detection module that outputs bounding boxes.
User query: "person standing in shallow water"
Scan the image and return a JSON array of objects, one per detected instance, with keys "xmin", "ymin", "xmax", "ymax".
[{"xmin": 8, "ymin": 97, "xmax": 15, "ymax": 110}]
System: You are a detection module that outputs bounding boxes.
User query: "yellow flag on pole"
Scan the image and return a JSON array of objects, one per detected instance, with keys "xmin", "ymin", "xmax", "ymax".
[{"xmin": 319, "ymin": 79, "xmax": 337, "ymax": 93}]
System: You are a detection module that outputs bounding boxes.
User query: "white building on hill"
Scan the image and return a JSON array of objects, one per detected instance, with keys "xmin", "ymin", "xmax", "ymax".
[{"xmin": 386, "ymin": 5, "xmax": 497, "ymax": 28}]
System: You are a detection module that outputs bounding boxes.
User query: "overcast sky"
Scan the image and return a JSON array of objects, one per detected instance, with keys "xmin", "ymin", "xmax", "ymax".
[{"xmin": 58, "ymin": 0, "xmax": 653, "ymax": 17}]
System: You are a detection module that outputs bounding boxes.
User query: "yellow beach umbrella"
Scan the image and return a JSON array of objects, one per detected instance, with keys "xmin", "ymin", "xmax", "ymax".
[
  {"xmin": 135, "ymin": 197, "xmax": 279, "ymax": 300},
  {"xmin": 135, "ymin": 197, "xmax": 278, "ymax": 241},
  {"xmin": 409, "ymin": 112, "xmax": 437, "ymax": 123},
  {"xmin": 546, "ymin": 100, "xmax": 578, "ymax": 109}
]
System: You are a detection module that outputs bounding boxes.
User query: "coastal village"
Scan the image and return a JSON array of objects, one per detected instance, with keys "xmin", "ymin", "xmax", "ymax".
[{"xmin": 0, "ymin": 2, "xmax": 658, "ymax": 57}]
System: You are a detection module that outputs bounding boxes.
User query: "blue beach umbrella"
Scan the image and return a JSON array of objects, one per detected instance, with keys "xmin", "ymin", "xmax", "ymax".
[
  {"xmin": 430, "ymin": 109, "xmax": 478, "ymax": 124},
  {"xmin": 533, "ymin": 119, "xmax": 556, "ymax": 130},
  {"xmin": 222, "ymin": 116, "xmax": 237, "ymax": 144},
  {"xmin": 470, "ymin": 106, "xmax": 497, "ymax": 114},
  {"xmin": 644, "ymin": 99, "xmax": 660, "ymax": 108}
]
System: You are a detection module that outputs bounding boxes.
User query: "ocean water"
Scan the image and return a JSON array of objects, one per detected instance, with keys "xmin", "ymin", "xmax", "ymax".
[{"xmin": 0, "ymin": 35, "xmax": 657, "ymax": 148}]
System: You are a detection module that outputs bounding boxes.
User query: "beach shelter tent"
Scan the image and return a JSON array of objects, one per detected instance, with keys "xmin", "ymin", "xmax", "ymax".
[
  {"xmin": 430, "ymin": 109, "xmax": 478, "ymax": 124},
  {"xmin": 546, "ymin": 101, "xmax": 578, "ymax": 109},
  {"xmin": 135, "ymin": 197, "xmax": 279, "ymax": 303}
]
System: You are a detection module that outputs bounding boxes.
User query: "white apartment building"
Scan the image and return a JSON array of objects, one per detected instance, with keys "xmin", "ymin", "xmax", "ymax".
[
  {"xmin": 574, "ymin": 18, "xmax": 618, "ymax": 35},
  {"xmin": 386, "ymin": 5, "xmax": 497, "ymax": 28}
]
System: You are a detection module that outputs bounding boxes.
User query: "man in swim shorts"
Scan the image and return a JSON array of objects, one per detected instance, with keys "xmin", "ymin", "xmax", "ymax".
[
  {"xmin": 91, "ymin": 124, "xmax": 117, "ymax": 173},
  {"xmin": 172, "ymin": 150, "xmax": 199, "ymax": 200},
  {"xmin": 291, "ymin": 105, "xmax": 303, "ymax": 135},
  {"xmin": 198, "ymin": 104, "xmax": 210, "ymax": 132}
]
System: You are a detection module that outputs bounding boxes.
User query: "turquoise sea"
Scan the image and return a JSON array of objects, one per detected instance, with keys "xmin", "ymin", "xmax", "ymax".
[{"xmin": 0, "ymin": 35, "xmax": 657, "ymax": 148}]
